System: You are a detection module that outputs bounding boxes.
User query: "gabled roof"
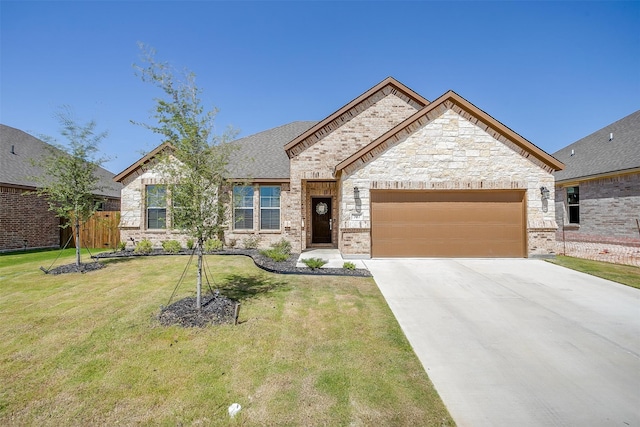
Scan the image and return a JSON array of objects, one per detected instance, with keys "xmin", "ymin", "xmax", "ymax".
[
  {"xmin": 284, "ymin": 77, "xmax": 430, "ymax": 158},
  {"xmin": 114, "ymin": 121, "xmax": 318, "ymax": 183},
  {"xmin": 335, "ymin": 90, "xmax": 565, "ymax": 175},
  {"xmin": 227, "ymin": 121, "xmax": 317, "ymax": 180},
  {"xmin": 553, "ymin": 110, "xmax": 640, "ymax": 182},
  {"xmin": 0, "ymin": 124, "xmax": 122, "ymax": 198},
  {"xmin": 113, "ymin": 142, "xmax": 173, "ymax": 183}
]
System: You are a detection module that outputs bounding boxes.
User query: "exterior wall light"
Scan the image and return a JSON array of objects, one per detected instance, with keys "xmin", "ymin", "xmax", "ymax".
[{"xmin": 540, "ymin": 186, "xmax": 550, "ymax": 200}]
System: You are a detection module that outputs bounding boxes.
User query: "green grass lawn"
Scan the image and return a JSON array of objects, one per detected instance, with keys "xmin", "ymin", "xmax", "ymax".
[
  {"xmin": 0, "ymin": 251, "xmax": 453, "ymax": 426},
  {"xmin": 546, "ymin": 255, "xmax": 640, "ymax": 289}
]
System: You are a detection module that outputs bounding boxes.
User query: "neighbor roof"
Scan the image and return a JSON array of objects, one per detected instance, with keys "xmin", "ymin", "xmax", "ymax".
[
  {"xmin": 227, "ymin": 121, "xmax": 317, "ymax": 180},
  {"xmin": 0, "ymin": 124, "xmax": 121, "ymax": 198},
  {"xmin": 553, "ymin": 110, "xmax": 640, "ymax": 182},
  {"xmin": 335, "ymin": 90, "xmax": 565, "ymax": 175}
]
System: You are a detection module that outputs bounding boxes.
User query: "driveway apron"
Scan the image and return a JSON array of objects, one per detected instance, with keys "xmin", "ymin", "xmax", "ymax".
[{"xmin": 364, "ymin": 258, "xmax": 640, "ymax": 427}]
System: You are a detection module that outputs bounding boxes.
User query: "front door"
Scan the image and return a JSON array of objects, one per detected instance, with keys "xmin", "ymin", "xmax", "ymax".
[{"xmin": 312, "ymin": 197, "xmax": 332, "ymax": 244}]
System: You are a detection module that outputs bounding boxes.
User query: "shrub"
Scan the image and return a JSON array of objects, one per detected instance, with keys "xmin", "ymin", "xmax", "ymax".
[
  {"xmin": 271, "ymin": 238, "xmax": 292, "ymax": 255},
  {"xmin": 260, "ymin": 248, "xmax": 290, "ymax": 262},
  {"xmin": 302, "ymin": 257, "xmax": 327, "ymax": 269},
  {"xmin": 116, "ymin": 241, "xmax": 126, "ymax": 252},
  {"xmin": 203, "ymin": 238, "xmax": 223, "ymax": 253},
  {"xmin": 243, "ymin": 235, "xmax": 261, "ymax": 249},
  {"xmin": 162, "ymin": 240, "xmax": 182, "ymax": 254},
  {"xmin": 227, "ymin": 238, "xmax": 237, "ymax": 248},
  {"xmin": 134, "ymin": 238, "xmax": 153, "ymax": 254},
  {"xmin": 343, "ymin": 261, "xmax": 356, "ymax": 270},
  {"xmin": 186, "ymin": 238, "xmax": 195, "ymax": 250}
]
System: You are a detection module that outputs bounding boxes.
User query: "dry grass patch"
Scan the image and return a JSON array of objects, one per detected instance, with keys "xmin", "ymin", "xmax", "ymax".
[{"xmin": 1, "ymin": 251, "xmax": 453, "ymax": 426}]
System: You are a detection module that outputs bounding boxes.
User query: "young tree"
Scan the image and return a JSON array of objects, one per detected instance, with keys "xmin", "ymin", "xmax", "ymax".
[
  {"xmin": 34, "ymin": 108, "xmax": 110, "ymax": 267},
  {"xmin": 135, "ymin": 44, "xmax": 236, "ymax": 310}
]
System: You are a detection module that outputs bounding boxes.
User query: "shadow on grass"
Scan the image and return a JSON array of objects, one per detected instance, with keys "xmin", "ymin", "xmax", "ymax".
[{"xmin": 218, "ymin": 274, "xmax": 291, "ymax": 302}]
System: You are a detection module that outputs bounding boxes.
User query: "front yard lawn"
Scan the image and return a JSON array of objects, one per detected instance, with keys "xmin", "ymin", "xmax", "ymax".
[
  {"xmin": 546, "ymin": 255, "xmax": 640, "ymax": 289},
  {"xmin": 0, "ymin": 251, "xmax": 453, "ymax": 426}
]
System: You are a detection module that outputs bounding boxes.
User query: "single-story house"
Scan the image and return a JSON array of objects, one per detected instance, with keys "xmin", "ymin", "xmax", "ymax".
[
  {"xmin": 0, "ymin": 124, "xmax": 121, "ymax": 252},
  {"xmin": 553, "ymin": 110, "xmax": 640, "ymax": 247},
  {"xmin": 114, "ymin": 77, "xmax": 564, "ymax": 258}
]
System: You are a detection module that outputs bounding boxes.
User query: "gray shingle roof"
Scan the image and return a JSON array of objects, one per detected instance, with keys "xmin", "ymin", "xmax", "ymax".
[
  {"xmin": 0, "ymin": 124, "xmax": 122, "ymax": 198},
  {"xmin": 226, "ymin": 121, "xmax": 318, "ymax": 179},
  {"xmin": 553, "ymin": 110, "xmax": 640, "ymax": 182}
]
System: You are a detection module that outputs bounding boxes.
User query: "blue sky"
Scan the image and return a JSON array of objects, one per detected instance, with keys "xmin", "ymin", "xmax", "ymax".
[{"xmin": 2, "ymin": 1, "xmax": 639, "ymax": 174}]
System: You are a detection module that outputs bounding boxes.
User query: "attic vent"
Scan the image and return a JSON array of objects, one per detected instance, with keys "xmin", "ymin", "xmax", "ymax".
[
  {"xmin": 10, "ymin": 145, "xmax": 16, "ymax": 155},
  {"xmin": 609, "ymin": 132, "xmax": 614, "ymax": 141},
  {"xmin": 571, "ymin": 149, "xmax": 575, "ymax": 156}
]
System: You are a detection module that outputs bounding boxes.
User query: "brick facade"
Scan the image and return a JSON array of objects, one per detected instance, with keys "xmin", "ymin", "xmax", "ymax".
[
  {"xmin": 287, "ymin": 91, "xmax": 420, "ymax": 253},
  {"xmin": 0, "ymin": 185, "xmax": 120, "ymax": 252},
  {"xmin": 555, "ymin": 172, "xmax": 640, "ymax": 247},
  {"xmin": 0, "ymin": 186, "xmax": 60, "ymax": 251}
]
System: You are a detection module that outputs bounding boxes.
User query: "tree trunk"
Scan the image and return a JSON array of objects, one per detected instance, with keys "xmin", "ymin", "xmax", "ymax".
[
  {"xmin": 196, "ymin": 239, "xmax": 203, "ymax": 310},
  {"xmin": 75, "ymin": 216, "xmax": 81, "ymax": 267}
]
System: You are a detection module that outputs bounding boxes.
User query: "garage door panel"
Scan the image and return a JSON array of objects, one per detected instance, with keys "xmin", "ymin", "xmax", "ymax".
[{"xmin": 371, "ymin": 190, "xmax": 525, "ymax": 258}]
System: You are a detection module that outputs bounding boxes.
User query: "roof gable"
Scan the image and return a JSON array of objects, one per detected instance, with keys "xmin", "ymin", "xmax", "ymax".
[
  {"xmin": 284, "ymin": 77, "xmax": 429, "ymax": 158},
  {"xmin": 553, "ymin": 110, "xmax": 640, "ymax": 182},
  {"xmin": 335, "ymin": 91, "xmax": 564, "ymax": 175},
  {"xmin": 113, "ymin": 142, "xmax": 173, "ymax": 183}
]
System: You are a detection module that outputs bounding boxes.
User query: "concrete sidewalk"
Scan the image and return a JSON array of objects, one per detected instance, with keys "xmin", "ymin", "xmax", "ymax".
[{"xmin": 295, "ymin": 248, "xmax": 367, "ymax": 269}]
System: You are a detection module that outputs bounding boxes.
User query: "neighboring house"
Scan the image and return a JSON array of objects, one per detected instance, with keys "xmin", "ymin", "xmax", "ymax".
[
  {"xmin": 553, "ymin": 111, "xmax": 640, "ymax": 247},
  {"xmin": 115, "ymin": 77, "xmax": 564, "ymax": 258},
  {"xmin": 0, "ymin": 124, "xmax": 122, "ymax": 252}
]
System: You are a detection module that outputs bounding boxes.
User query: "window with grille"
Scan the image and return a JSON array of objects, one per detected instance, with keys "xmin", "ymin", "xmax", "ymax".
[
  {"xmin": 146, "ymin": 185, "xmax": 167, "ymax": 229},
  {"xmin": 567, "ymin": 186, "xmax": 579, "ymax": 224},
  {"xmin": 260, "ymin": 186, "xmax": 280, "ymax": 230},
  {"xmin": 233, "ymin": 186, "xmax": 254, "ymax": 229}
]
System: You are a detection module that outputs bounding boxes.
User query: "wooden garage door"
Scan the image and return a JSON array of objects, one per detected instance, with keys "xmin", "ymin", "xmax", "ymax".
[{"xmin": 371, "ymin": 190, "xmax": 526, "ymax": 258}]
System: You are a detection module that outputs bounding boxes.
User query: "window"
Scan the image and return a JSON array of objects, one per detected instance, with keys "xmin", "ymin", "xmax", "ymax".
[
  {"xmin": 233, "ymin": 186, "xmax": 254, "ymax": 229},
  {"xmin": 260, "ymin": 186, "xmax": 281, "ymax": 230},
  {"xmin": 567, "ymin": 186, "xmax": 579, "ymax": 224},
  {"xmin": 146, "ymin": 185, "xmax": 167, "ymax": 229}
]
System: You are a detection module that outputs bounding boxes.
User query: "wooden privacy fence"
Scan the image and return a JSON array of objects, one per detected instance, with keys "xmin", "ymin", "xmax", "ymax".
[{"xmin": 62, "ymin": 211, "xmax": 120, "ymax": 249}]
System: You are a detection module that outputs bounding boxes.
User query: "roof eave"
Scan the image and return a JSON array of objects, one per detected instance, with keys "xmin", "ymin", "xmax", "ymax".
[
  {"xmin": 336, "ymin": 90, "xmax": 565, "ymax": 173},
  {"xmin": 113, "ymin": 142, "xmax": 173, "ymax": 183}
]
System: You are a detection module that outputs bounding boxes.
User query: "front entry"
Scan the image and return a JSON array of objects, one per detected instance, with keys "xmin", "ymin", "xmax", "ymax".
[{"xmin": 312, "ymin": 197, "xmax": 332, "ymax": 244}]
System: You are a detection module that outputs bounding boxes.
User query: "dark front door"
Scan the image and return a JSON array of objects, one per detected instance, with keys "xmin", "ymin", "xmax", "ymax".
[{"xmin": 312, "ymin": 197, "xmax": 332, "ymax": 244}]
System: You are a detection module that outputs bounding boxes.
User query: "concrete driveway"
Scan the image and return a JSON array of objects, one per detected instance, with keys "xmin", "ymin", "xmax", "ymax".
[{"xmin": 363, "ymin": 258, "xmax": 640, "ymax": 426}]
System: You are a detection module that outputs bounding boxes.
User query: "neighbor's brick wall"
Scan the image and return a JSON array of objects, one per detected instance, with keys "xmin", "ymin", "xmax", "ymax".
[
  {"xmin": 341, "ymin": 108, "xmax": 558, "ymax": 257},
  {"xmin": 287, "ymin": 91, "xmax": 421, "ymax": 253},
  {"xmin": 555, "ymin": 173, "xmax": 640, "ymax": 247},
  {"xmin": 0, "ymin": 186, "xmax": 60, "ymax": 251}
]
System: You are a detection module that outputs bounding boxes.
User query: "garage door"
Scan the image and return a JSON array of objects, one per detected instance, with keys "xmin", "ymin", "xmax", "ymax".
[{"xmin": 371, "ymin": 190, "xmax": 526, "ymax": 258}]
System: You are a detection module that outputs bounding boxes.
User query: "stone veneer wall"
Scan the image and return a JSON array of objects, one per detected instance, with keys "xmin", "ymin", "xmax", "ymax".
[
  {"xmin": 340, "ymin": 108, "xmax": 558, "ymax": 257},
  {"xmin": 555, "ymin": 172, "xmax": 640, "ymax": 247},
  {"xmin": 287, "ymin": 91, "xmax": 421, "ymax": 253}
]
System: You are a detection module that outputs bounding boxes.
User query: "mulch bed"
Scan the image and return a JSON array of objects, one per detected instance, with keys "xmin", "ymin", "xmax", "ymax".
[
  {"xmin": 93, "ymin": 248, "xmax": 372, "ymax": 277},
  {"xmin": 158, "ymin": 291, "xmax": 239, "ymax": 327},
  {"xmin": 44, "ymin": 262, "xmax": 106, "ymax": 275}
]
